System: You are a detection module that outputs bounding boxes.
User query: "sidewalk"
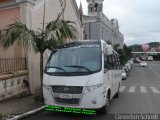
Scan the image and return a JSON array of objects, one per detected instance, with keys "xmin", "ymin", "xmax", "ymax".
[{"xmin": 0, "ymin": 95, "xmax": 44, "ymax": 115}]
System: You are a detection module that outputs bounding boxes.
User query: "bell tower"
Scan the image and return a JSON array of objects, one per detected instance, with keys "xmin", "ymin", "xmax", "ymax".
[{"xmin": 87, "ymin": 0, "xmax": 104, "ymax": 15}]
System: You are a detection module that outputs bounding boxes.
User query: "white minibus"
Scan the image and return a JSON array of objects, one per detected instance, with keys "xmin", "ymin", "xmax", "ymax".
[{"xmin": 43, "ymin": 40, "xmax": 122, "ymax": 114}]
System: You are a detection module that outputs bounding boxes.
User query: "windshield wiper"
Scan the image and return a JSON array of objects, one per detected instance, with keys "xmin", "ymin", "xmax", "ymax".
[
  {"xmin": 64, "ymin": 65, "xmax": 93, "ymax": 74},
  {"xmin": 46, "ymin": 66, "xmax": 66, "ymax": 72}
]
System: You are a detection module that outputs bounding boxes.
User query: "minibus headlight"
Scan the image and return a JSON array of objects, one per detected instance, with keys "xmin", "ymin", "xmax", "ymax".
[
  {"xmin": 43, "ymin": 84, "xmax": 51, "ymax": 91},
  {"xmin": 84, "ymin": 84, "xmax": 103, "ymax": 93}
]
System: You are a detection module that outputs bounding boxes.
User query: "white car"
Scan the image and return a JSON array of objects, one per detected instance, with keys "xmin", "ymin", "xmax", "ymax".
[
  {"xmin": 122, "ymin": 70, "xmax": 127, "ymax": 80},
  {"xmin": 125, "ymin": 63, "xmax": 131, "ymax": 71},
  {"xmin": 139, "ymin": 61, "xmax": 147, "ymax": 67},
  {"xmin": 129, "ymin": 60, "xmax": 134, "ymax": 65},
  {"xmin": 147, "ymin": 56, "xmax": 153, "ymax": 61}
]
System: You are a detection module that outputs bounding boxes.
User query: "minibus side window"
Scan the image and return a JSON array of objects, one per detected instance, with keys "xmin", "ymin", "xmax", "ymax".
[
  {"xmin": 114, "ymin": 54, "xmax": 118, "ymax": 69},
  {"xmin": 112, "ymin": 54, "xmax": 116, "ymax": 70},
  {"xmin": 107, "ymin": 55, "xmax": 113, "ymax": 70},
  {"xmin": 104, "ymin": 49, "xmax": 109, "ymax": 72},
  {"xmin": 115, "ymin": 54, "xmax": 119, "ymax": 69}
]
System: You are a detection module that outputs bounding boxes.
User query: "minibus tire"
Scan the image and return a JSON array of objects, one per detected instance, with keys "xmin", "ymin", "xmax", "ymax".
[
  {"xmin": 99, "ymin": 95, "xmax": 110, "ymax": 114},
  {"xmin": 114, "ymin": 83, "xmax": 120, "ymax": 98}
]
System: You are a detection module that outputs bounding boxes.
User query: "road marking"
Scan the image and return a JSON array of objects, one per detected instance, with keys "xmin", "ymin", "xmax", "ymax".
[
  {"xmin": 129, "ymin": 86, "xmax": 135, "ymax": 92},
  {"xmin": 123, "ymin": 84, "xmax": 160, "ymax": 87},
  {"xmin": 149, "ymin": 67, "xmax": 160, "ymax": 79},
  {"xmin": 140, "ymin": 86, "xmax": 147, "ymax": 93},
  {"xmin": 119, "ymin": 86, "xmax": 126, "ymax": 92},
  {"xmin": 150, "ymin": 87, "xmax": 160, "ymax": 93}
]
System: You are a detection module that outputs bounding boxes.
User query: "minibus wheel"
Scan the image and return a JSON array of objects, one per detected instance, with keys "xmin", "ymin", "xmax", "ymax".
[
  {"xmin": 99, "ymin": 94, "xmax": 110, "ymax": 114},
  {"xmin": 114, "ymin": 83, "xmax": 120, "ymax": 98}
]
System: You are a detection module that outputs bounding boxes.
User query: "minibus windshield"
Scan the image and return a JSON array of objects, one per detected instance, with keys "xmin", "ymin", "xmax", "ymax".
[{"xmin": 45, "ymin": 45, "xmax": 102, "ymax": 76}]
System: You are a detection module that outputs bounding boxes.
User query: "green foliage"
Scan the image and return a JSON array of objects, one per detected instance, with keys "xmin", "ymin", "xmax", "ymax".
[
  {"xmin": 113, "ymin": 44, "xmax": 120, "ymax": 52},
  {"xmin": 129, "ymin": 44, "xmax": 142, "ymax": 52},
  {"xmin": 0, "ymin": 14, "xmax": 76, "ymax": 53},
  {"xmin": 0, "ymin": 19, "xmax": 32, "ymax": 49},
  {"xmin": 114, "ymin": 44, "xmax": 132, "ymax": 65}
]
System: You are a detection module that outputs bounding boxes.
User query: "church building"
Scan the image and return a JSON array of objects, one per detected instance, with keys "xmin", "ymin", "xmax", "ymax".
[{"xmin": 83, "ymin": 0, "xmax": 124, "ymax": 49}]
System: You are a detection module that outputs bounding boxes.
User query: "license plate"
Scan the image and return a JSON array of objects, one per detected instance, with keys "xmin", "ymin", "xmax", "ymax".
[{"xmin": 60, "ymin": 94, "xmax": 72, "ymax": 99}]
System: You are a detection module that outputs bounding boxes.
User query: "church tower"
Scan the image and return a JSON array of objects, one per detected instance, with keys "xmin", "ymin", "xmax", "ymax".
[{"xmin": 86, "ymin": 0, "xmax": 104, "ymax": 16}]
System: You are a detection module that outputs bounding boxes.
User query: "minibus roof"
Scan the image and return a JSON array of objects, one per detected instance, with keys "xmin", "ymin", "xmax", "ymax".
[{"xmin": 58, "ymin": 40, "xmax": 101, "ymax": 49}]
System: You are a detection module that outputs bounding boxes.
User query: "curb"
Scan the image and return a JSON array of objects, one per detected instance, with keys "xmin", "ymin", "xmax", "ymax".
[{"xmin": 8, "ymin": 106, "xmax": 46, "ymax": 120}]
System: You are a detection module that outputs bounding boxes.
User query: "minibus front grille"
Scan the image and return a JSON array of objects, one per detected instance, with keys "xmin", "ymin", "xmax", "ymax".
[
  {"xmin": 52, "ymin": 86, "xmax": 83, "ymax": 94},
  {"xmin": 55, "ymin": 97, "xmax": 79, "ymax": 104}
]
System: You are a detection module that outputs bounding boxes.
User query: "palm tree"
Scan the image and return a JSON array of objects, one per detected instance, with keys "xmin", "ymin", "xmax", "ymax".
[{"xmin": 0, "ymin": 6, "xmax": 76, "ymax": 100}]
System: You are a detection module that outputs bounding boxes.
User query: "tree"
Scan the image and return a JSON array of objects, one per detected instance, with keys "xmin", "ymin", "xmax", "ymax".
[
  {"xmin": 114, "ymin": 44, "xmax": 132, "ymax": 66},
  {"xmin": 113, "ymin": 44, "xmax": 120, "ymax": 52},
  {"xmin": 0, "ymin": 4, "xmax": 76, "ymax": 100}
]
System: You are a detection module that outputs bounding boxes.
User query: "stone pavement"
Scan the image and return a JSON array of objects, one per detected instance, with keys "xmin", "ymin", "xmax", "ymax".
[{"xmin": 0, "ymin": 95, "xmax": 44, "ymax": 115}]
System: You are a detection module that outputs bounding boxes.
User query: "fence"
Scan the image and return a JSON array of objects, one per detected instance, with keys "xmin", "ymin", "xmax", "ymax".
[{"xmin": 0, "ymin": 58, "xmax": 27, "ymax": 74}]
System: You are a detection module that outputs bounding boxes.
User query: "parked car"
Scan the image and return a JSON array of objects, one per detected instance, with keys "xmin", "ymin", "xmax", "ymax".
[
  {"xmin": 147, "ymin": 56, "xmax": 153, "ymax": 61},
  {"xmin": 128, "ymin": 60, "xmax": 134, "ymax": 65},
  {"xmin": 133, "ymin": 59, "xmax": 141, "ymax": 63},
  {"xmin": 122, "ymin": 69, "xmax": 127, "ymax": 80},
  {"xmin": 141, "ymin": 56, "xmax": 147, "ymax": 61},
  {"xmin": 122, "ymin": 64, "xmax": 130, "ymax": 77},
  {"xmin": 139, "ymin": 61, "xmax": 147, "ymax": 67},
  {"xmin": 125, "ymin": 63, "xmax": 132, "ymax": 72}
]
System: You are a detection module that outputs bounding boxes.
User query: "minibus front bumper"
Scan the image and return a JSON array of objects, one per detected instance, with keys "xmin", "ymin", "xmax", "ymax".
[{"xmin": 43, "ymin": 84, "xmax": 105, "ymax": 109}]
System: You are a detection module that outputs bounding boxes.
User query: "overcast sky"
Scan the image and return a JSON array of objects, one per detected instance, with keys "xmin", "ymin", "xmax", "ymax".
[{"xmin": 75, "ymin": 0, "xmax": 160, "ymax": 46}]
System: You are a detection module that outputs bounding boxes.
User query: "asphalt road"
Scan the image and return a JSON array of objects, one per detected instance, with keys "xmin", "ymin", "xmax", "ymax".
[{"xmin": 23, "ymin": 61, "xmax": 160, "ymax": 120}]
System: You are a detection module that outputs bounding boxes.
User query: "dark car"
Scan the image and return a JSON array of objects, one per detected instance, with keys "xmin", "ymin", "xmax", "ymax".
[{"xmin": 133, "ymin": 59, "xmax": 141, "ymax": 63}]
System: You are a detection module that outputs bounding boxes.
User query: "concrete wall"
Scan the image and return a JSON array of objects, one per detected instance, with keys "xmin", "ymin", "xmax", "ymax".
[
  {"xmin": 0, "ymin": 0, "xmax": 15, "ymax": 3},
  {"xmin": 0, "ymin": 7, "xmax": 24, "ymax": 58},
  {"xmin": 84, "ymin": 21, "xmax": 114, "ymax": 43},
  {"xmin": 84, "ymin": 18, "xmax": 124, "ymax": 48},
  {"xmin": 84, "ymin": 22, "xmax": 100, "ymax": 40},
  {"xmin": 0, "ymin": 70, "xmax": 28, "ymax": 101},
  {"xmin": 84, "ymin": 6, "xmax": 124, "ymax": 48},
  {"xmin": 31, "ymin": 0, "xmax": 83, "ymax": 40}
]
